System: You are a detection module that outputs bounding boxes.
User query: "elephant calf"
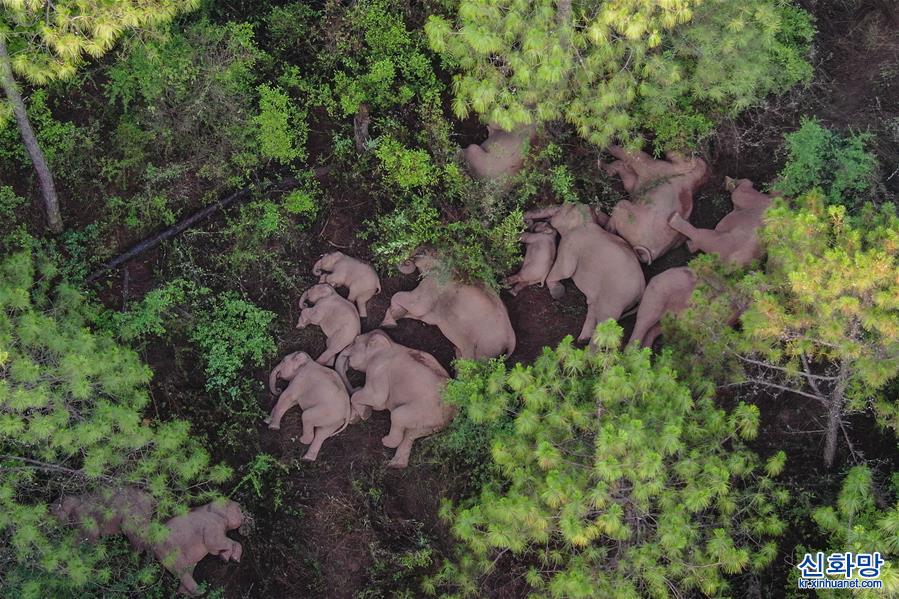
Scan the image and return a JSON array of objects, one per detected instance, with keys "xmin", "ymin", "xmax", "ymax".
[
  {"xmin": 600, "ymin": 146, "xmax": 709, "ymax": 264},
  {"xmin": 267, "ymin": 351, "xmax": 351, "ymax": 460},
  {"xmin": 524, "ymin": 203, "xmax": 645, "ymax": 343},
  {"xmin": 506, "ymin": 221, "xmax": 557, "ymax": 296},
  {"xmin": 153, "ymin": 499, "xmax": 243, "ymax": 596},
  {"xmin": 297, "ymin": 284, "xmax": 361, "ymax": 366},
  {"xmin": 463, "ymin": 124, "xmax": 535, "ymax": 180},
  {"xmin": 312, "ymin": 251, "xmax": 381, "ymax": 318},
  {"xmin": 382, "ymin": 250, "xmax": 515, "ymax": 360},
  {"xmin": 53, "ymin": 486, "xmax": 156, "ymax": 550},
  {"xmin": 336, "ymin": 330, "xmax": 455, "ymax": 468},
  {"xmin": 668, "ymin": 177, "xmax": 774, "ymax": 267},
  {"xmin": 628, "ymin": 267, "xmax": 697, "ymax": 348}
]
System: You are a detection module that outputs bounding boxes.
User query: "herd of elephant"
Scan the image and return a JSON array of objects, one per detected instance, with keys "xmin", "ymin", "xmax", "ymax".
[{"xmin": 53, "ymin": 143, "xmax": 775, "ymax": 596}]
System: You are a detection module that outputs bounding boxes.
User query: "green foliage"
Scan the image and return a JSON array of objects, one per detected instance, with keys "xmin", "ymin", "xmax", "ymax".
[
  {"xmin": 254, "ymin": 83, "xmax": 308, "ymax": 165},
  {"xmin": 809, "ymin": 466, "xmax": 899, "ymax": 595},
  {"xmin": 776, "ymin": 118, "xmax": 878, "ymax": 209},
  {"xmin": 189, "ymin": 293, "xmax": 277, "ymax": 394},
  {"xmin": 427, "ymin": 0, "xmax": 813, "ymax": 148},
  {"xmin": 0, "ymin": 250, "xmax": 230, "ymax": 596},
  {"xmin": 0, "ymin": 0, "xmax": 199, "ymax": 86},
  {"xmin": 319, "ymin": 0, "xmax": 442, "ymax": 116},
  {"xmin": 431, "ymin": 321, "xmax": 786, "ymax": 597},
  {"xmin": 669, "ymin": 194, "xmax": 899, "ymax": 462},
  {"xmin": 374, "ymin": 136, "xmax": 439, "ymax": 190}
]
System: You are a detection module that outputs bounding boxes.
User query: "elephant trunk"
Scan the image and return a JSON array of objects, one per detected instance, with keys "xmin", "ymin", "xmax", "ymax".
[
  {"xmin": 335, "ymin": 349, "xmax": 356, "ymax": 394},
  {"xmin": 268, "ymin": 367, "xmax": 281, "ymax": 395}
]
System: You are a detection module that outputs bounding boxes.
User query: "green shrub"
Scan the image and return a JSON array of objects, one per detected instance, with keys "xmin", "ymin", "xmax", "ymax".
[
  {"xmin": 808, "ymin": 466, "xmax": 899, "ymax": 595},
  {"xmin": 254, "ymin": 83, "xmax": 308, "ymax": 165},
  {"xmin": 0, "ymin": 251, "xmax": 230, "ymax": 597},
  {"xmin": 776, "ymin": 118, "xmax": 878, "ymax": 208},
  {"xmin": 374, "ymin": 136, "xmax": 439, "ymax": 190},
  {"xmin": 429, "ymin": 321, "xmax": 787, "ymax": 597}
]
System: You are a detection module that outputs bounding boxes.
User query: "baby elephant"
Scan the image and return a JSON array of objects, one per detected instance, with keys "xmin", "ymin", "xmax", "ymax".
[
  {"xmin": 154, "ymin": 499, "xmax": 243, "ymax": 596},
  {"xmin": 266, "ymin": 351, "xmax": 351, "ymax": 460},
  {"xmin": 668, "ymin": 177, "xmax": 774, "ymax": 267},
  {"xmin": 506, "ymin": 221, "xmax": 557, "ymax": 296},
  {"xmin": 297, "ymin": 284, "xmax": 361, "ymax": 366},
  {"xmin": 628, "ymin": 267, "xmax": 697, "ymax": 348},
  {"xmin": 336, "ymin": 330, "xmax": 455, "ymax": 468},
  {"xmin": 463, "ymin": 124, "xmax": 535, "ymax": 180},
  {"xmin": 53, "ymin": 486, "xmax": 156, "ymax": 550},
  {"xmin": 312, "ymin": 252, "xmax": 381, "ymax": 318}
]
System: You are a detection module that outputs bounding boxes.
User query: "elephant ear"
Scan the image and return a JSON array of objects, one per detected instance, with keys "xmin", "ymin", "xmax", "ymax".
[
  {"xmin": 366, "ymin": 331, "xmax": 393, "ymax": 353},
  {"xmin": 225, "ymin": 501, "xmax": 243, "ymax": 530}
]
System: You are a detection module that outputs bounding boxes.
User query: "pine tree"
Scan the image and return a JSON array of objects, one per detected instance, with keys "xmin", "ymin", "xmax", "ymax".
[
  {"xmin": 428, "ymin": 321, "xmax": 787, "ymax": 598},
  {"xmin": 809, "ymin": 466, "xmax": 899, "ymax": 595},
  {"xmin": 426, "ymin": 0, "xmax": 813, "ymax": 149},
  {"xmin": 0, "ymin": 250, "xmax": 230, "ymax": 596},
  {"xmin": 669, "ymin": 194, "xmax": 899, "ymax": 468},
  {"xmin": 0, "ymin": 0, "xmax": 200, "ymax": 232}
]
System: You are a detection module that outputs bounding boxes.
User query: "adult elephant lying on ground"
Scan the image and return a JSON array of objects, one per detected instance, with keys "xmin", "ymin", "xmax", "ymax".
[
  {"xmin": 524, "ymin": 203, "xmax": 645, "ymax": 343},
  {"xmin": 335, "ymin": 330, "xmax": 455, "ymax": 468},
  {"xmin": 628, "ymin": 267, "xmax": 697, "ymax": 348},
  {"xmin": 53, "ymin": 487, "xmax": 155, "ymax": 550},
  {"xmin": 297, "ymin": 284, "xmax": 360, "ymax": 366},
  {"xmin": 668, "ymin": 177, "xmax": 774, "ymax": 266},
  {"xmin": 600, "ymin": 146, "xmax": 709, "ymax": 264},
  {"xmin": 382, "ymin": 250, "xmax": 515, "ymax": 359},
  {"xmin": 463, "ymin": 124, "xmax": 535, "ymax": 180}
]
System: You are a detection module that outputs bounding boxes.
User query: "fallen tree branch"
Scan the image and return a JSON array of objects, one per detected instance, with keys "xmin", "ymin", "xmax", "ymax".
[{"xmin": 86, "ymin": 177, "xmax": 301, "ymax": 283}]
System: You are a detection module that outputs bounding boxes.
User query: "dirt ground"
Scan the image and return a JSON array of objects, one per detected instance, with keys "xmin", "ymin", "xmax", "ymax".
[{"xmin": 81, "ymin": 1, "xmax": 899, "ymax": 597}]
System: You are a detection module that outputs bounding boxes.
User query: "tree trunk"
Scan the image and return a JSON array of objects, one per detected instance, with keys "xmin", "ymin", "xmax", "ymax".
[
  {"xmin": 823, "ymin": 361, "xmax": 850, "ymax": 468},
  {"xmin": 0, "ymin": 37, "xmax": 63, "ymax": 233}
]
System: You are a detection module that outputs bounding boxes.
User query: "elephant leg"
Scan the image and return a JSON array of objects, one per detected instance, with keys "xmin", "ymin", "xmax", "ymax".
[
  {"xmin": 578, "ymin": 303, "xmax": 599, "ymax": 343},
  {"xmin": 178, "ymin": 570, "xmax": 200, "ymax": 597},
  {"xmin": 300, "ymin": 406, "xmax": 325, "ymax": 445},
  {"xmin": 303, "ymin": 423, "xmax": 341, "ymax": 461},
  {"xmin": 265, "ymin": 394, "xmax": 296, "ymax": 430},
  {"xmin": 545, "ymin": 247, "xmax": 576, "ymax": 300},
  {"xmin": 642, "ymin": 323, "xmax": 663, "ymax": 349},
  {"xmin": 380, "ymin": 302, "xmax": 407, "ymax": 328},
  {"xmin": 317, "ymin": 336, "xmax": 348, "ymax": 366},
  {"xmin": 382, "ymin": 416, "xmax": 406, "ymax": 449},
  {"xmin": 511, "ymin": 279, "xmax": 530, "ymax": 296},
  {"xmin": 628, "ymin": 291, "xmax": 669, "ymax": 347},
  {"xmin": 668, "ymin": 214, "xmax": 723, "ymax": 256},
  {"xmin": 387, "ymin": 428, "xmax": 430, "ymax": 469},
  {"xmin": 601, "ymin": 159, "xmax": 639, "ymax": 193}
]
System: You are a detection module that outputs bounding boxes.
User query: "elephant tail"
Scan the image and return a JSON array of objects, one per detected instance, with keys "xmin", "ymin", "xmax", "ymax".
[{"xmin": 332, "ymin": 405, "xmax": 353, "ymax": 437}]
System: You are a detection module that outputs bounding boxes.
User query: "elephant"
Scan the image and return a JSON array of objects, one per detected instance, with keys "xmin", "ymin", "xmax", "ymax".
[
  {"xmin": 53, "ymin": 487, "xmax": 156, "ymax": 550},
  {"xmin": 265, "ymin": 351, "xmax": 351, "ymax": 460},
  {"xmin": 627, "ymin": 267, "xmax": 697, "ymax": 348},
  {"xmin": 600, "ymin": 146, "xmax": 709, "ymax": 264},
  {"xmin": 335, "ymin": 330, "xmax": 455, "ymax": 468},
  {"xmin": 381, "ymin": 250, "xmax": 516, "ymax": 360},
  {"xmin": 153, "ymin": 499, "xmax": 243, "ymax": 596},
  {"xmin": 463, "ymin": 124, "xmax": 535, "ymax": 180},
  {"xmin": 523, "ymin": 203, "xmax": 645, "ymax": 343},
  {"xmin": 297, "ymin": 284, "xmax": 361, "ymax": 366},
  {"xmin": 312, "ymin": 251, "xmax": 381, "ymax": 318},
  {"xmin": 505, "ymin": 221, "xmax": 557, "ymax": 296},
  {"xmin": 668, "ymin": 177, "xmax": 774, "ymax": 266}
]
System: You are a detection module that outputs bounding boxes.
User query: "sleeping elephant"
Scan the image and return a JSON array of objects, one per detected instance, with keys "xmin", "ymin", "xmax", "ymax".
[
  {"xmin": 505, "ymin": 221, "xmax": 557, "ymax": 296},
  {"xmin": 266, "ymin": 351, "xmax": 351, "ymax": 460},
  {"xmin": 668, "ymin": 177, "xmax": 774, "ymax": 266},
  {"xmin": 297, "ymin": 284, "xmax": 361, "ymax": 366},
  {"xmin": 381, "ymin": 250, "xmax": 516, "ymax": 360},
  {"xmin": 53, "ymin": 487, "xmax": 156, "ymax": 550},
  {"xmin": 627, "ymin": 267, "xmax": 697, "ymax": 348},
  {"xmin": 463, "ymin": 124, "xmax": 535, "ymax": 180},
  {"xmin": 335, "ymin": 330, "xmax": 455, "ymax": 468},
  {"xmin": 524, "ymin": 203, "xmax": 645, "ymax": 343},
  {"xmin": 312, "ymin": 251, "xmax": 381, "ymax": 318},
  {"xmin": 153, "ymin": 499, "xmax": 243, "ymax": 596},
  {"xmin": 600, "ymin": 146, "xmax": 709, "ymax": 264}
]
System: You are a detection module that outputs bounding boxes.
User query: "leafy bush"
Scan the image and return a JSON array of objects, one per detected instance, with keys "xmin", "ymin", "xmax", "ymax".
[
  {"xmin": 430, "ymin": 321, "xmax": 787, "ymax": 597},
  {"xmin": 426, "ymin": 0, "xmax": 814, "ymax": 148},
  {"xmin": 808, "ymin": 466, "xmax": 899, "ymax": 595},
  {"xmin": 776, "ymin": 118, "xmax": 878, "ymax": 208},
  {"xmin": 255, "ymin": 83, "xmax": 308, "ymax": 165},
  {"xmin": 668, "ymin": 194, "xmax": 899, "ymax": 467},
  {"xmin": 374, "ymin": 136, "xmax": 439, "ymax": 190},
  {"xmin": 0, "ymin": 251, "xmax": 230, "ymax": 597}
]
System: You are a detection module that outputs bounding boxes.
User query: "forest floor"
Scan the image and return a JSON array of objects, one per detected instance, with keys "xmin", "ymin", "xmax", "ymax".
[{"xmin": 78, "ymin": 1, "xmax": 899, "ymax": 597}]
